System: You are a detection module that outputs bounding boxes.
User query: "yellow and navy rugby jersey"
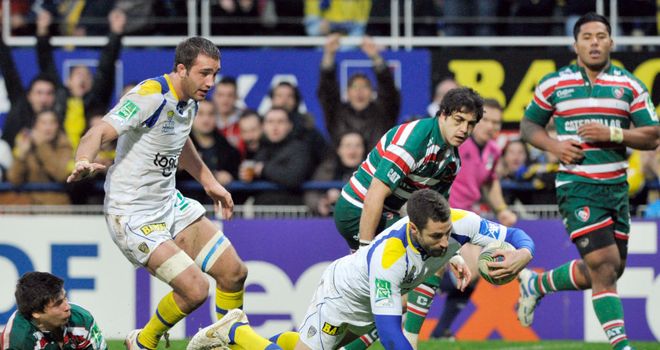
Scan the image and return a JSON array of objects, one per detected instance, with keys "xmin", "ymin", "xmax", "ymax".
[
  {"xmin": 327, "ymin": 209, "xmax": 526, "ymax": 326},
  {"xmin": 525, "ymin": 64, "xmax": 659, "ymax": 186},
  {"xmin": 103, "ymin": 74, "xmax": 198, "ymax": 215}
]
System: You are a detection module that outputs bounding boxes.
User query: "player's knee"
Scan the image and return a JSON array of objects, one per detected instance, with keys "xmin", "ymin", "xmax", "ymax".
[
  {"xmin": 182, "ymin": 275, "xmax": 210, "ymax": 307},
  {"xmin": 218, "ymin": 261, "xmax": 248, "ymax": 290},
  {"xmin": 591, "ymin": 261, "xmax": 619, "ymax": 286}
]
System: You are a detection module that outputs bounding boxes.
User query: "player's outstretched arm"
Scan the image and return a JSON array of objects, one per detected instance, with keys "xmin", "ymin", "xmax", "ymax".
[
  {"xmin": 487, "ymin": 227, "xmax": 534, "ymax": 280},
  {"xmin": 179, "ymin": 137, "xmax": 234, "ymax": 219},
  {"xmin": 67, "ymin": 121, "xmax": 117, "ymax": 183}
]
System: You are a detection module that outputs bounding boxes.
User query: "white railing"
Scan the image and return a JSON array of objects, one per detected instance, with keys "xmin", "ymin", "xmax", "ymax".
[{"xmin": 4, "ymin": 0, "xmax": 658, "ymax": 48}]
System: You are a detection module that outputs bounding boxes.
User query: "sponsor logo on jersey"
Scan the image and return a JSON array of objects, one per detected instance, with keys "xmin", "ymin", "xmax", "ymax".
[
  {"xmin": 387, "ymin": 168, "xmax": 401, "ymax": 184},
  {"xmin": 374, "ymin": 278, "xmax": 393, "ymax": 307},
  {"xmin": 321, "ymin": 322, "xmax": 339, "ymax": 336},
  {"xmin": 116, "ymin": 100, "xmax": 140, "ymax": 120},
  {"xmin": 575, "ymin": 206, "xmax": 590, "ymax": 222},
  {"xmin": 153, "ymin": 152, "xmax": 178, "ymax": 177},
  {"xmin": 613, "ymin": 87, "xmax": 624, "ymax": 99},
  {"xmin": 162, "ymin": 111, "xmax": 176, "ymax": 135},
  {"xmin": 556, "ymin": 88, "xmax": 575, "ymax": 99},
  {"xmin": 140, "ymin": 222, "xmax": 167, "ymax": 235}
]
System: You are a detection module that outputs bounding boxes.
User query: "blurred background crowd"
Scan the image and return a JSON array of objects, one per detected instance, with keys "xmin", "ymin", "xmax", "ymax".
[{"xmin": 0, "ymin": 0, "xmax": 658, "ymax": 220}]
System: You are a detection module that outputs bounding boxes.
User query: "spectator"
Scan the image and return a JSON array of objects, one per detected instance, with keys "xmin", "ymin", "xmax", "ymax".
[
  {"xmin": 212, "ymin": 77, "xmax": 245, "ymax": 153},
  {"xmin": 7, "ymin": 110, "xmax": 72, "ymax": 205},
  {"xmin": 0, "ymin": 138, "xmax": 12, "ymax": 182},
  {"xmin": 0, "ymin": 1, "xmax": 32, "ymax": 35},
  {"xmin": 0, "ymin": 35, "xmax": 57, "ymax": 149},
  {"xmin": 318, "ymin": 33, "xmax": 400, "ymax": 150},
  {"xmin": 238, "ymin": 109, "xmax": 263, "ymax": 160},
  {"xmin": 211, "ymin": 0, "xmax": 263, "ymax": 36},
  {"xmin": 186, "ymin": 100, "xmax": 241, "ymax": 187},
  {"xmin": 442, "ymin": 0, "xmax": 497, "ymax": 36},
  {"xmin": 427, "ymin": 77, "xmax": 459, "ymax": 117},
  {"xmin": 304, "ymin": 0, "xmax": 372, "ymax": 37},
  {"xmin": 497, "ymin": 138, "xmax": 558, "ymax": 205},
  {"xmin": 270, "ymin": 81, "xmax": 329, "ymax": 168},
  {"xmin": 244, "ymin": 107, "xmax": 313, "ymax": 205},
  {"xmin": 507, "ymin": 0, "xmax": 556, "ymax": 36},
  {"xmin": 36, "ymin": 9, "xmax": 126, "ymax": 152},
  {"xmin": 305, "ymin": 131, "xmax": 366, "ymax": 216}
]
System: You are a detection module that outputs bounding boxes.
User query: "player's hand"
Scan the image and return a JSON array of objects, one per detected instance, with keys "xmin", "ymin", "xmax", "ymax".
[
  {"xmin": 552, "ymin": 139, "xmax": 584, "ymax": 164},
  {"xmin": 486, "ymin": 248, "xmax": 532, "ymax": 280},
  {"xmin": 578, "ymin": 122, "xmax": 610, "ymax": 143},
  {"xmin": 67, "ymin": 159, "xmax": 106, "ymax": 183},
  {"xmin": 496, "ymin": 209, "xmax": 517, "ymax": 226},
  {"xmin": 108, "ymin": 8, "xmax": 127, "ymax": 34},
  {"xmin": 205, "ymin": 183, "xmax": 234, "ymax": 220},
  {"xmin": 36, "ymin": 10, "xmax": 51, "ymax": 36},
  {"xmin": 449, "ymin": 255, "xmax": 471, "ymax": 292}
]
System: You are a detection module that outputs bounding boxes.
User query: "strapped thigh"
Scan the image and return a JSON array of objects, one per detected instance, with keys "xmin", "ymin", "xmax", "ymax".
[
  {"xmin": 155, "ymin": 250, "xmax": 195, "ymax": 284},
  {"xmin": 194, "ymin": 231, "xmax": 232, "ymax": 273}
]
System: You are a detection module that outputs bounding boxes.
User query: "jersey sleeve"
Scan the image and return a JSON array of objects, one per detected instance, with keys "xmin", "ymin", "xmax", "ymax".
[
  {"xmin": 103, "ymin": 80, "xmax": 166, "ymax": 135},
  {"xmin": 368, "ymin": 239, "xmax": 406, "ymax": 317},
  {"xmin": 71, "ymin": 304, "xmax": 108, "ymax": 350},
  {"xmin": 372, "ymin": 122, "xmax": 425, "ymax": 191},
  {"xmin": 628, "ymin": 81, "xmax": 659, "ymax": 127},
  {"xmin": 523, "ymin": 74, "xmax": 556, "ymax": 127},
  {"xmin": 450, "ymin": 209, "xmax": 506, "ymax": 247}
]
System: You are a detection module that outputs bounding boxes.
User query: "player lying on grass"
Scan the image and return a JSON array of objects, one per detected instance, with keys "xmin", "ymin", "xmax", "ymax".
[{"xmin": 187, "ymin": 189, "xmax": 535, "ymax": 350}]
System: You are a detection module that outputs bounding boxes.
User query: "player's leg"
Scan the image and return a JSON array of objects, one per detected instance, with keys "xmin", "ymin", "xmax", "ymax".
[{"xmin": 106, "ymin": 214, "xmax": 208, "ymax": 350}]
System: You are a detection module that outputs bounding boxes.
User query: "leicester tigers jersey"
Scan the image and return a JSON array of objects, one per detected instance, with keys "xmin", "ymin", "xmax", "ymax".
[
  {"xmin": 524, "ymin": 64, "xmax": 659, "ymax": 186},
  {"xmin": 341, "ymin": 117, "xmax": 460, "ymax": 212},
  {"xmin": 1, "ymin": 304, "xmax": 106, "ymax": 350},
  {"xmin": 103, "ymin": 74, "xmax": 198, "ymax": 215},
  {"xmin": 327, "ymin": 209, "xmax": 510, "ymax": 326}
]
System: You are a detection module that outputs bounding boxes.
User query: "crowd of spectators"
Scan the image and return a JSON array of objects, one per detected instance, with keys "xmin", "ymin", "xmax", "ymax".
[
  {"xmin": 0, "ymin": 2, "xmax": 658, "ymax": 218},
  {"xmin": 0, "ymin": 1, "xmax": 656, "ymax": 39}
]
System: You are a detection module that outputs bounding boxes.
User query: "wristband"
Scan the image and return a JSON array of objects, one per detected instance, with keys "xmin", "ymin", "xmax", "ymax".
[
  {"xmin": 359, "ymin": 239, "xmax": 372, "ymax": 247},
  {"xmin": 609, "ymin": 126, "xmax": 624, "ymax": 143}
]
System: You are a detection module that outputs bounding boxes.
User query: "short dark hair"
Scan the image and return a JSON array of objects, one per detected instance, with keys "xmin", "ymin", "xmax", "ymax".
[
  {"xmin": 483, "ymin": 98, "xmax": 503, "ymax": 112},
  {"xmin": 215, "ymin": 76, "xmax": 237, "ymax": 91},
  {"xmin": 173, "ymin": 37, "xmax": 220, "ymax": 72},
  {"xmin": 407, "ymin": 189, "xmax": 451, "ymax": 230},
  {"xmin": 270, "ymin": 81, "xmax": 302, "ymax": 110},
  {"xmin": 264, "ymin": 106, "xmax": 292, "ymax": 122},
  {"xmin": 348, "ymin": 73, "xmax": 372, "ymax": 89},
  {"xmin": 27, "ymin": 74, "xmax": 56, "ymax": 92},
  {"xmin": 573, "ymin": 12, "xmax": 611, "ymax": 40},
  {"xmin": 240, "ymin": 108, "xmax": 262, "ymax": 122},
  {"xmin": 438, "ymin": 87, "xmax": 484, "ymax": 122},
  {"xmin": 15, "ymin": 272, "xmax": 64, "ymax": 319}
]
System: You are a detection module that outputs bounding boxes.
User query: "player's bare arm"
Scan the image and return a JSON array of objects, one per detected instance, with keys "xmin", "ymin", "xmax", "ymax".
[
  {"xmin": 358, "ymin": 178, "xmax": 392, "ymax": 243},
  {"xmin": 520, "ymin": 117, "xmax": 584, "ymax": 164},
  {"xmin": 179, "ymin": 137, "xmax": 234, "ymax": 219},
  {"xmin": 67, "ymin": 120, "xmax": 118, "ymax": 183},
  {"xmin": 448, "ymin": 254, "xmax": 471, "ymax": 292},
  {"xmin": 578, "ymin": 123, "xmax": 659, "ymax": 150}
]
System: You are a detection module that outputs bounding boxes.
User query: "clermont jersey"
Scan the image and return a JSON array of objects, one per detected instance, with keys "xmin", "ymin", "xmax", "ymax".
[
  {"xmin": 326, "ymin": 209, "xmax": 512, "ymax": 326},
  {"xmin": 341, "ymin": 118, "xmax": 460, "ymax": 212},
  {"xmin": 103, "ymin": 75, "xmax": 198, "ymax": 215},
  {"xmin": 0, "ymin": 303, "xmax": 106, "ymax": 350},
  {"xmin": 524, "ymin": 64, "xmax": 659, "ymax": 186}
]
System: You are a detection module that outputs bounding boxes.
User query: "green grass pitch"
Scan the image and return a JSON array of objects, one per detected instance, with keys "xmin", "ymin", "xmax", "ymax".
[{"xmin": 107, "ymin": 339, "xmax": 660, "ymax": 349}]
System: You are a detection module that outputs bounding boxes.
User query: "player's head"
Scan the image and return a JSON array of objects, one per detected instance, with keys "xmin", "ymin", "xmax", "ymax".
[
  {"xmin": 15, "ymin": 272, "xmax": 71, "ymax": 330},
  {"xmin": 437, "ymin": 87, "xmax": 483, "ymax": 147},
  {"xmin": 270, "ymin": 81, "xmax": 301, "ymax": 113},
  {"xmin": 66, "ymin": 65, "xmax": 93, "ymax": 98},
  {"xmin": 407, "ymin": 189, "xmax": 452, "ymax": 257},
  {"xmin": 27, "ymin": 74, "xmax": 56, "ymax": 113},
  {"xmin": 173, "ymin": 37, "xmax": 220, "ymax": 101},
  {"xmin": 472, "ymin": 98, "xmax": 502, "ymax": 145},
  {"xmin": 213, "ymin": 77, "xmax": 238, "ymax": 116},
  {"xmin": 573, "ymin": 12, "xmax": 612, "ymax": 72},
  {"xmin": 347, "ymin": 73, "xmax": 373, "ymax": 112}
]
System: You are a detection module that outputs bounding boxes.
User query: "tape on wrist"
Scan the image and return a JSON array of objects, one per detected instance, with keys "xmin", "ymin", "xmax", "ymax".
[{"xmin": 609, "ymin": 126, "xmax": 624, "ymax": 143}]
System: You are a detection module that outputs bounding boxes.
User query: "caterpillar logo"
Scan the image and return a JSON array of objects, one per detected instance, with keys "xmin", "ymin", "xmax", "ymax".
[
  {"xmin": 322, "ymin": 322, "xmax": 339, "ymax": 336},
  {"xmin": 140, "ymin": 222, "xmax": 167, "ymax": 235}
]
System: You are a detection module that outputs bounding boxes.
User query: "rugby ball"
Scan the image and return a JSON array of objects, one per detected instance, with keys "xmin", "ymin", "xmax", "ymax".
[{"xmin": 478, "ymin": 241, "xmax": 516, "ymax": 285}]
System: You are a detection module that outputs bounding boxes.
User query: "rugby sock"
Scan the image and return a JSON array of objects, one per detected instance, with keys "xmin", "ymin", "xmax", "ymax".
[
  {"xmin": 216, "ymin": 288, "xmax": 244, "ymax": 319},
  {"xmin": 535, "ymin": 260, "xmax": 581, "ymax": 295},
  {"xmin": 431, "ymin": 280, "xmax": 476, "ymax": 338},
  {"xmin": 404, "ymin": 275, "xmax": 441, "ymax": 336},
  {"xmin": 592, "ymin": 291, "xmax": 630, "ymax": 350},
  {"xmin": 228, "ymin": 322, "xmax": 282, "ymax": 349},
  {"xmin": 138, "ymin": 292, "xmax": 187, "ymax": 349},
  {"xmin": 268, "ymin": 331, "xmax": 300, "ymax": 350},
  {"xmin": 339, "ymin": 327, "xmax": 378, "ymax": 350}
]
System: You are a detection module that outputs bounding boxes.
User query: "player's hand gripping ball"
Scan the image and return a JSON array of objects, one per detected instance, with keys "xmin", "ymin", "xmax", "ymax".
[{"xmin": 478, "ymin": 241, "xmax": 516, "ymax": 285}]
